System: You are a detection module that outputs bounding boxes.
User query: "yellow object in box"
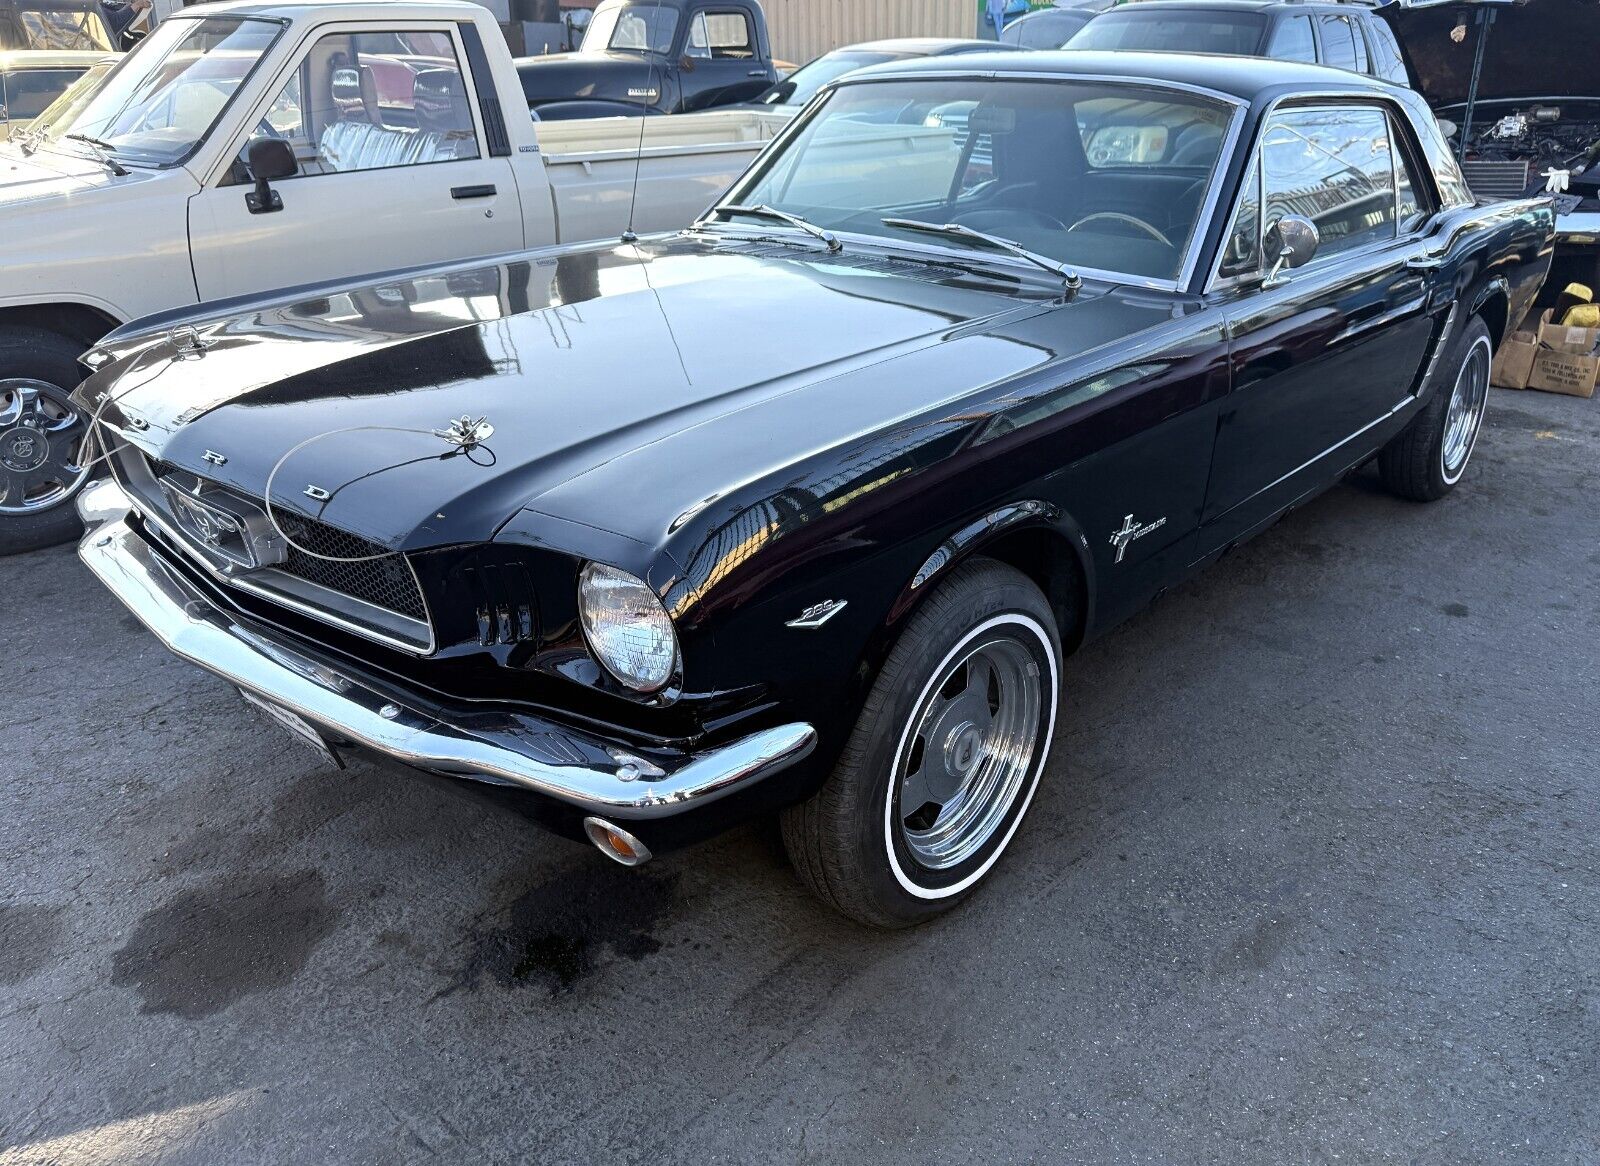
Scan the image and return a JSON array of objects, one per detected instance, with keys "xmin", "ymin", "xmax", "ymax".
[{"xmin": 1561, "ymin": 303, "xmax": 1600, "ymax": 329}]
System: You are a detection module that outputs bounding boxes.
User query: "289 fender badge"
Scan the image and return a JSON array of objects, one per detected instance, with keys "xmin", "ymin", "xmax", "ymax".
[
  {"xmin": 1109, "ymin": 514, "xmax": 1166, "ymax": 564},
  {"xmin": 787, "ymin": 599, "xmax": 848, "ymax": 629}
]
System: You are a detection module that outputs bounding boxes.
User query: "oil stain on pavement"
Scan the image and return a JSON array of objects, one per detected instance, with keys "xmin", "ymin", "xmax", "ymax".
[
  {"xmin": 111, "ymin": 870, "xmax": 337, "ymax": 1018},
  {"xmin": 446, "ymin": 861, "xmax": 678, "ymax": 996}
]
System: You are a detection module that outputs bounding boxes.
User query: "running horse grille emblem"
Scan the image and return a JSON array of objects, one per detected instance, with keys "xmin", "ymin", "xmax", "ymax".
[{"xmin": 1109, "ymin": 514, "xmax": 1166, "ymax": 564}]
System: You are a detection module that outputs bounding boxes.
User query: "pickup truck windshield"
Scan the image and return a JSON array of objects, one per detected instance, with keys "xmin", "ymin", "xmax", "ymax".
[
  {"xmin": 1066, "ymin": 10, "xmax": 1268, "ymax": 55},
  {"xmin": 29, "ymin": 14, "xmax": 282, "ymax": 167},
  {"xmin": 580, "ymin": 2, "xmax": 679, "ymax": 55},
  {"xmin": 763, "ymin": 51, "xmax": 905, "ymax": 108},
  {"xmin": 0, "ymin": 1, "xmax": 113, "ymax": 52},
  {"xmin": 720, "ymin": 77, "xmax": 1233, "ymax": 283}
]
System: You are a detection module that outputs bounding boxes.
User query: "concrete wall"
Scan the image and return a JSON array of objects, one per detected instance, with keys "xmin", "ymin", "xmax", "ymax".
[{"xmin": 760, "ymin": 0, "xmax": 974, "ymax": 65}]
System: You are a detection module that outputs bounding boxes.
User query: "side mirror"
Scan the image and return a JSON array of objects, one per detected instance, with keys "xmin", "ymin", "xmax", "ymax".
[
  {"xmin": 245, "ymin": 137, "xmax": 297, "ymax": 215},
  {"xmin": 1263, "ymin": 214, "xmax": 1319, "ymax": 286}
]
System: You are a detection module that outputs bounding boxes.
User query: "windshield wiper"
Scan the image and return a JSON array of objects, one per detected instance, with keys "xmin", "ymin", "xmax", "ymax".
[
  {"xmin": 701, "ymin": 203, "xmax": 842, "ymax": 253},
  {"xmin": 881, "ymin": 218, "xmax": 1081, "ymax": 291},
  {"xmin": 63, "ymin": 133, "xmax": 128, "ymax": 176}
]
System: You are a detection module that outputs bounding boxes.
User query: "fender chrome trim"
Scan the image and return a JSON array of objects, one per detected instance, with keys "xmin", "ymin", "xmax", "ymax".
[{"xmin": 78, "ymin": 480, "xmax": 816, "ymax": 820}]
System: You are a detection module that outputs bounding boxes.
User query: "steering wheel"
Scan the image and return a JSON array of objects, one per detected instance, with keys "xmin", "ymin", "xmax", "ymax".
[
  {"xmin": 1068, "ymin": 212, "xmax": 1172, "ymax": 248},
  {"xmin": 953, "ymin": 207, "xmax": 1069, "ymax": 234}
]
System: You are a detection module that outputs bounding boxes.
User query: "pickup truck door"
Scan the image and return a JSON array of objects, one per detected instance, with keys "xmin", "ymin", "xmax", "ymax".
[
  {"xmin": 678, "ymin": 8, "xmax": 771, "ymax": 111},
  {"xmin": 1202, "ymin": 104, "xmax": 1445, "ymax": 549},
  {"xmin": 188, "ymin": 23, "xmax": 524, "ymax": 302}
]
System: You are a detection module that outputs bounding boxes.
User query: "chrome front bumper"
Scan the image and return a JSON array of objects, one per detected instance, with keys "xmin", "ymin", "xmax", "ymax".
[{"xmin": 78, "ymin": 480, "xmax": 816, "ymax": 820}]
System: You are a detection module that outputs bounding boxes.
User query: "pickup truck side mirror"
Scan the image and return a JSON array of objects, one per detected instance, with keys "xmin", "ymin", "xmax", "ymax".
[
  {"xmin": 1262, "ymin": 214, "xmax": 1319, "ymax": 287},
  {"xmin": 245, "ymin": 138, "xmax": 298, "ymax": 215}
]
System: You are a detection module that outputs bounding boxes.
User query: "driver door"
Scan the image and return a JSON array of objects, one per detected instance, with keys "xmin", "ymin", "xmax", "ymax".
[{"xmin": 187, "ymin": 23, "xmax": 522, "ymax": 302}]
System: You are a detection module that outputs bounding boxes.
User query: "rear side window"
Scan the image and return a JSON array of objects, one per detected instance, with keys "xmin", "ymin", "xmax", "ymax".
[
  {"xmin": 1067, "ymin": 10, "xmax": 1268, "ymax": 55},
  {"xmin": 1363, "ymin": 19, "xmax": 1409, "ymax": 84},
  {"xmin": 1266, "ymin": 15, "xmax": 1315, "ymax": 63},
  {"xmin": 1317, "ymin": 14, "xmax": 1358, "ymax": 71}
]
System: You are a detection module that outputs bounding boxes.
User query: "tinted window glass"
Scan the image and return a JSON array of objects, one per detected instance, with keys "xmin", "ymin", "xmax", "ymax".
[
  {"xmin": 1, "ymin": 67, "xmax": 84, "ymax": 121},
  {"xmin": 1002, "ymin": 10, "xmax": 1085, "ymax": 48},
  {"xmin": 763, "ymin": 50, "xmax": 898, "ymax": 107},
  {"xmin": 1364, "ymin": 19, "xmax": 1409, "ymax": 84},
  {"xmin": 1068, "ymin": 11, "xmax": 1267, "ymax": 55},
  {"xmin": 1391, "ymin": 113, "xmax": 1427, "ymax": 231},
  {"xmin": 1266, "ymin": 16, "xmax": 1315, "ymax": 63},
  {"xmin": 1261, "ymin": 106, "xmax": 1397, "ymax": 260},
  {"xmin": 1219, "ymin": 153, "xmax": 1261, "ymax": 277},
  {"xmin": 1317, "ymin": 15, "xmax": 1358, "ymax": 71}
]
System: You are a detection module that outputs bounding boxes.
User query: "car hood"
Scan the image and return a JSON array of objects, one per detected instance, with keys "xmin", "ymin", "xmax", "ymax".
[
  {"xmin": 83, "ymin": 238, "xmax": 1166, "ymax": 554},
  {"xmin": 516, "ymin": 52, "xmax": 661, "ymax": 107},
  {"xmin": 0, "ymin": 140, "xmax": 118, "ymax": 203},
  {"xmin": 1388, "ymin": 0, "xmax": 1599, "ymax": 106}
]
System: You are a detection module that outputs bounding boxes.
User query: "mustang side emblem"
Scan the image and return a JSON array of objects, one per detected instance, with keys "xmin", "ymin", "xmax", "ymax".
[
  {"xmin": 627, "ymin": 88, "xmax": 659, "ymax": 99},
  {"xmin": 1109, "ymin": 514, "xmax": 1166, "ymax": 563},
  {"xmin": 787, "ymin": 599, "xmax": 848, "ymax": 629}
]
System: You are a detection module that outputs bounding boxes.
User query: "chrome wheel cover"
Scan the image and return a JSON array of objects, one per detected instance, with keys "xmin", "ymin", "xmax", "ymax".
[
  {"xmin": 1441, "ymin": 336, "xmax": 1491, "ymax": 484},
  {"xmin": 0, "ymin": 379, "xmax": 91, "ymax": 516},
  {"xmin": 895, "ymin": 632, "xmax": 1044, "ymax": 871}
]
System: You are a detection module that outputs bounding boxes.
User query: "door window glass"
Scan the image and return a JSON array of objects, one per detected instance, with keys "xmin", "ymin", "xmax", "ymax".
[
  {"xmin": 245, "ymin": 29, "xmax": 480, "ymax": 177},
  {"xmin": 1265, "ymin": 16, "xmax": 1315, "ymax": 64},
  {"xmin": 1317, "ymin": 15, "xmax": 1358, "ymax": 71},
  {"xmin": 1261, "ymin": 106, "xmax": 1398, "ymax": 260},
  {"xmin": 8, "ymin": 5, "xmax": 113, "ymax": 51},
  {"xmin": 1218, "ymin": 154, "xmax": 1261, "ymax": 278},
  {"xmin": 1364, "ymin": 20, "xmax": 1409, "ymax": 84},
  {"xmin": 687, "ymin": 11, "xmax": 754, "ymax": 59},
  {"xmin": 1391, "ymin": 113, "xmax": 1427, "ymax": 231}
]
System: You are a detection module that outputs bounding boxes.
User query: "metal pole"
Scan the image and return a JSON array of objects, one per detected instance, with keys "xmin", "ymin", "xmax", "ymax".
[{"xmin": 1457, "ymin": 6, "xmax": 1494, "ymax": 163}]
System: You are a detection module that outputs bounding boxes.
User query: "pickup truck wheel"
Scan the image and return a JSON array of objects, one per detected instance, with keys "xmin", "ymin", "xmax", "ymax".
[
  {"xmin": 0, "ymin": 328, "xmax": 94, "ymax": 556},
  {"xmin": 781, "ymin": 559, "xmax": 1061, "ymax": 928},
  {"xmin": 1378, "ymin": 315, "xmax": 1492, "ymax": 503}
]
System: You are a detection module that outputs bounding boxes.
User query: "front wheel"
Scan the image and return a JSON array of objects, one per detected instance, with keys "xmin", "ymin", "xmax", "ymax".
[
  {"xmin": 0, "ymin": 327, "xmax": 96, "ymax": 556},
  {"xmin": 1378, "ymin": 315, "xmax": 1493, "ymax": 503},
  {"xmin": 781, "ymin": 559, "xmax": 1062, "ymax": 928}
]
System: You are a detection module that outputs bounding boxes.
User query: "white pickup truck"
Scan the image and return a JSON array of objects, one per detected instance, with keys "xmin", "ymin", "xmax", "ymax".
[{"xmin": 0, "ymin": 0, "xmax": 788, "ymax": 552}]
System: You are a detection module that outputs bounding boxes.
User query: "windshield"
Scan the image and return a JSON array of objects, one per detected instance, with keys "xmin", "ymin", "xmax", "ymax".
[
  {"xmin": 0, "ymin": 2, "xmax": 113, "ymax": 52},
  {"xmin": 719, "ymin": 77, "xmax": 1232, "ymax": 282},
  {"xmin": 579, "ymin": 2, "xmax": 679, "ymax": 55},
  {"xmin": 764, "ymin": 50, "xmax": 904, "ymax": 107},
  {"xmin": 1067, "ymin": 10, "xmax": 1268, "ymax": 55},
  {"xmin": 17, "ymin": 57, "xmax": 109, "ymax": 132},
  {"xmin": 30, "ymin": 15, "xmax": 282, "ymax": 167}
]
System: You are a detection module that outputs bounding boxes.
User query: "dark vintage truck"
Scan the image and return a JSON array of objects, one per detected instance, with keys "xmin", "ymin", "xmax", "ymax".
[
  {"xmin": 78, "ymin": 53, "xmax": 1552, "ymax": 927},
  {"xmin": 516, "ymin": 0, "xmax": 778, "ymax": 120}
]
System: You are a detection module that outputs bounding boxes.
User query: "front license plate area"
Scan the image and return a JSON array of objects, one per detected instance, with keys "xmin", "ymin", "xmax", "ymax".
[{"xmin": 240, "ymin": 689, "xmax": 342, "ymax": 769}]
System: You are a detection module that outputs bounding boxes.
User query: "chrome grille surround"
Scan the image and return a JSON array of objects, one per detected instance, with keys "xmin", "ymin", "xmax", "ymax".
[{"xmin": 112, "ymin": 449, "xmax": 433, "ymax": 654}]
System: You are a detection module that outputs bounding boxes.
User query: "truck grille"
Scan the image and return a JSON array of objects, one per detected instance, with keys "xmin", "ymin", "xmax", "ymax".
[{"xmin": 1461, "ymin": 160, "xmax": 1531, "ymax": 202}]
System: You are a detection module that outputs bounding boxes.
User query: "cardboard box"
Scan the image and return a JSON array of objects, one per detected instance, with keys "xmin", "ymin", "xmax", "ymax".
[
  {"xmin": 1492, "ymin": 320, "xmax": 1540, "ymax": 390},
  {"xmin": 1527, "ymin": 315, "xmax": 1600, "ymax": 398}
]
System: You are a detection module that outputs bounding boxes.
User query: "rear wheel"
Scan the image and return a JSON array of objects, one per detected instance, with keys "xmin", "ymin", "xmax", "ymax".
[
  {"xmin": 781, "ymin": 559, "xmax": 1062, "ymax": 928},
  {"xmin": 0, "ymin": 327, "xmax": 94, "ymax": 556},
  {"xmin": 1378, "ymin": 315, "xmax": 1492, "ymax": 503}
]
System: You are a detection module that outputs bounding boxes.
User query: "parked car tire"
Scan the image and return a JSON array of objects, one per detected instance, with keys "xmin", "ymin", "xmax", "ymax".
[
  {"xmin": 781, "ymin": 558, "xmax": 1063, "ymax": 928},
  {"xmin": 0, "ymin": 327, "xmax": 95, "ymax": 556},
  {"xmin": 1378, "ymin": 315, "xmax": 1493, "ymax": 503}
]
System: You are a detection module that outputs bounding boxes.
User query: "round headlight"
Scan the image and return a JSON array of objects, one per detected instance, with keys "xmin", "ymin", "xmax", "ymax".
[{"xmin": 577, "ymin": 562, "xmax": 680, "ymax": 694}]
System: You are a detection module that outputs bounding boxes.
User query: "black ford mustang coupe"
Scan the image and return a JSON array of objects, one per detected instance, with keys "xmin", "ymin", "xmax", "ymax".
[{"xmin": 75, "ymin": 53, "xmax": 1552, "ymax": 926}]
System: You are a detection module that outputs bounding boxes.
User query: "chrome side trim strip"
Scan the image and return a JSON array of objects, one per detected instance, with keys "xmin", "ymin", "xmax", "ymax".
[{"xmin": 79, "ymin": 481, "xmax": 817, "ymax": 820}]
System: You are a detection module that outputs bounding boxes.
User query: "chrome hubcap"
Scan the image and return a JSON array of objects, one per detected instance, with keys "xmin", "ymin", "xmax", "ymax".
[
  {"xmin": 898, "ymin": 636, "xmax": 1042, "ymax": 870},
  {"xmin": 0, "ymin": 380, "xmax": 90, "ymax": 515},
  {"xmin": 1441, "ymin": 337, "xmax": 1490, "ymax": 482}
]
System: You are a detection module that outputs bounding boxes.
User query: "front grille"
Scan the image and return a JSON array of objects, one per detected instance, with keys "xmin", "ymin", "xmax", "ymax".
[
  {"xmin": 273, "ymin": 511, "xmax": 429, "ymax": 623},
  {"xmin": 1461, "ymin": 159, "xmax": 1531, "ymax": 202}
]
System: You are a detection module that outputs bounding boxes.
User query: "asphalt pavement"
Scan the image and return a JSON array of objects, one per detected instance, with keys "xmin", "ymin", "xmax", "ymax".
[{"xmin": 2, "ymin": 387, "xmax": 1597, "ymax": 1165}]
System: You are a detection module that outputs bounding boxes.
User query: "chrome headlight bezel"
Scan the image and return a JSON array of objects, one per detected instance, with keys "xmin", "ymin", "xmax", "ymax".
[{"xmin": 576, "ymin": 561, "xmax": 681, "ymax": 695}]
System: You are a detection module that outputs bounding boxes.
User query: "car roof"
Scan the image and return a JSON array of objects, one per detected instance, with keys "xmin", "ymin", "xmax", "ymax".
[
  {"xmin": 1088, "ymin": 0, "xmax": 1362, "ymax": 11},
  {"xmin": 164, "ymin": 0, "xmax": 488, "ymax": 21},
  {"xmin": 843, "ymin": 48, "xmax": 1399, "ymax": 103},
  {"xmin": 832, "ymin": 38, "xmax": 1004, "ymax": 55}
]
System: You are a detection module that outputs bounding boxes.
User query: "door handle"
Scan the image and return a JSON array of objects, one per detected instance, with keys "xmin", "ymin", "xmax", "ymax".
[
  {"xmin": 1405, "ymin": 249, "xmax": 1447, "ymax": 271},
  {"xmin": 451, "ymin": 184, "xmax": 497, "ymax": 200}
]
